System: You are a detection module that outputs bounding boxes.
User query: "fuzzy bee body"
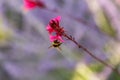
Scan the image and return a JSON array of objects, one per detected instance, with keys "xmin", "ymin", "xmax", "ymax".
[
  {"xmin": 52, "ymin": 40, "xmax": 62, "ymax": 47},
  {"xmin": 49, "ymin": 40, "xmax": 62, "ymax": 50}
]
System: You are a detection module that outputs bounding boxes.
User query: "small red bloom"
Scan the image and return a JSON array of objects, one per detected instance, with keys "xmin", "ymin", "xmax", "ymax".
[
  {"xmin": 46, "ymin": 16, "xmax": 64, "ymax": 36},
  {"xmin": 23, "ymin": 0, "xmax": 45, "ymax": 10},
  {"xmin": 46, "ymin": 16, "xmax": 64, "ymax": 43},
  {"xmin": 23, "ymin": 0, "xmax": 37, "ymax": 10}
]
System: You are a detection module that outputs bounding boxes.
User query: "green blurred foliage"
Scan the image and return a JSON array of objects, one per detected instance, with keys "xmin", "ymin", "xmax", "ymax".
[
  {"xmin": 108, "ymin": 66, "xmax": 120, "ymax": 80},
  {"xmin": 4, "ymin": 4, "xmax": 23, "ymax": 31},
  {"xmin": 98, "ymin": 11, "xmax": 116, "ymax": 37},
  {"xmin": 108, "ymin": 72, "xmax": 120, "ymax": 80},
  {"xmin": 48, "ymin": 68, "xmax": 73, "ymax": 80},
  {"xmin": 0, "ymin": 20, "xmax": 12, "ymax": 46},
  {"xmin": 89, "ymin": 63, "xmax": 104, "ymax": 73}
]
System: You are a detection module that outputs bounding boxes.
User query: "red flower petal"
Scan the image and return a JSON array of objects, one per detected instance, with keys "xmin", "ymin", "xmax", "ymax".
[
  {"xmin": 23, "ymin": 0, "xmax": 37, "ymax": 10},
  {"xmin": 53, "ymin": 16, "xmax": 61, "ymax": 22},
  {"xmin": 49, "ymin": 35, "xmax": 64, "ymax": 42},
  {"xmin": 49, "ymin": 16, "xmax": 61, "ymax": 28},
  {"xmin": 23, "ymin": 0, "xmax": 46, "ymax": 10},
  {"xmin": 46, "ymin": 25, "xmax": 54, "ymax": 34}
]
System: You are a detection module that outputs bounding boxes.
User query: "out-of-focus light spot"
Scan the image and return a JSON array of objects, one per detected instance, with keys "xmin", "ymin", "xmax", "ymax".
[
  {"xmin": 0, "ymin": 18, "xmax": 12, "ymax": 46},
  {"xmin": 72, "ymin": 63, "xmax": 101, "ymax": 80}
]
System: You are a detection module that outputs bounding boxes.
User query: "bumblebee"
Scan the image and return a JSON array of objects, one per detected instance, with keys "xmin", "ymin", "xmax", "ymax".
[{"xmin": 49, "ymin": 40, "xmax": 62, "ymax": 50}]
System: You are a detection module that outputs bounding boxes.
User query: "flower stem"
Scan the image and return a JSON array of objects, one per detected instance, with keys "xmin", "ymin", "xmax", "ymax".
[{"xmin": 63, "ymin": 33, "xmax": 120, "ymax": 76}]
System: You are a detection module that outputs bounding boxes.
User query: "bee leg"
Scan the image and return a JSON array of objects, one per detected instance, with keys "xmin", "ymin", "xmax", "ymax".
[
  {"xmin": 48, "ymin": 45, "xmax": 53, "ymax": 49},
  {"xmin": 57, "ymin": 47, "xmax": 62, "ymax": 51}
]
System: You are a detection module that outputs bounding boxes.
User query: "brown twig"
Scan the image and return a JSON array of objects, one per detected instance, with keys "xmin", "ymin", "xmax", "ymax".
[{"xmin": 63, "ymin": 33, "xmax": 120, "ymax": 76}]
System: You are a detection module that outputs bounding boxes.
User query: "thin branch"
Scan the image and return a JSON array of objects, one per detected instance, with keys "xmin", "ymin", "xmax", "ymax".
[{"xmin": 63, "ymin": 33, "xmax": 120, "ymax": 76}]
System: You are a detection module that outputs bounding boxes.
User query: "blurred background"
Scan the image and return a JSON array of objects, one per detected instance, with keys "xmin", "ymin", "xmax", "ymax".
[{"xmin": 0, "ymin": 0, "xmax": 120, "ymax": 80}]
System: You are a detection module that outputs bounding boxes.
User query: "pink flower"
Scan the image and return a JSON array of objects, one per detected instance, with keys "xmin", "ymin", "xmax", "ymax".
[
  {"xmin": 46, "ymin": 16, "xmax": 65, "ymax": 43},
  {"xmin": 46, "ymin": 16, "xmax": 64, "ymax": 36},
  {"xmin": 23, "ymin": 0, "xmax": 45, "ymax": 10},
  {"xmin": 23, "ymin": 0, "xmax": 37, "ymax": 10},
  {"xmin": 46, "ymin": 16, "xmax": 61, "ymax": 33}
]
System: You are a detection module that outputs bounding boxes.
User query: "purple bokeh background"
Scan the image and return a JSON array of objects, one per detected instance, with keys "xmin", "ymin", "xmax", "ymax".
[{"xmin": 0, "ymin": 0, "xmax": 120, "ymax": 80}]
